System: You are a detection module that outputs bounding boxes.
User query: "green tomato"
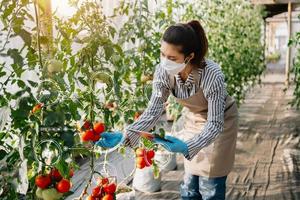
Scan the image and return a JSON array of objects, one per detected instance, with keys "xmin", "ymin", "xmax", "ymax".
[
  {"xmin": 42, "ymin": 188, "xmax": 63, "ymax": 200},
  {"xmin": 47, "ymin": 59, "xmax": 63, "ymax": 73},
  {"xmin": 35, "ymin": 188, "xmax": 43, "ymax": 199}
]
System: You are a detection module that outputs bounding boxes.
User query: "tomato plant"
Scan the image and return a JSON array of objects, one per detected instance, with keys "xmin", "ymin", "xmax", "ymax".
[
  {"xmin": 289, "ymin": 18, "xmax": 300, "ymax": 108},
  {"xmin": 181, "ymin": 0, "xmax": 266, "ymax": 104}
]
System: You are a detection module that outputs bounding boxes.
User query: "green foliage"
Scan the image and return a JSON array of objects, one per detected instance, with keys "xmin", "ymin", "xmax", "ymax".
[
  {"xmin": 290, "ymin": 21, "xmax": 300, "ymax": 108},
  {"xmin": 181, "ymin": 0, "xmax": 266, "ymax": 104}
]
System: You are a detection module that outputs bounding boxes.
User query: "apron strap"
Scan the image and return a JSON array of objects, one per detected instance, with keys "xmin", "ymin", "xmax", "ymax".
[
  {"xmin": 192, "ymin": 67, "xmax": 200, "ymax": 87},
  {"xmin": 169, "ymin": 74, "xmax": 176, "ymax": 92}
]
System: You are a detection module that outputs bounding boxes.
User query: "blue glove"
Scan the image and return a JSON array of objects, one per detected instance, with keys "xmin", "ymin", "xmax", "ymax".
[
  {"xmin": 95, "ymin": 131, "xmax": 124, "ymax": 148},
  {"xmin": 153, "ymin": 135, "xmax": 189, "ymax": 156}
]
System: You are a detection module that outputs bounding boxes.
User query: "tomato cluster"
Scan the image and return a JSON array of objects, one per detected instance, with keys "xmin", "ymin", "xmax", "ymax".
[
  {"xmin": 86, "ymin": 177, "xmax": 117, "ymax": 200},
  {"xmin": 135, "ymin": 148, "xmax": 155, "ymax": 169},
  {"xmin": 35, "ymin": 168, "xmax": 73, "ymax": 200},
  {"xmin": 80, "ymin": 121, "xmax": 105, "ymax": 142}
]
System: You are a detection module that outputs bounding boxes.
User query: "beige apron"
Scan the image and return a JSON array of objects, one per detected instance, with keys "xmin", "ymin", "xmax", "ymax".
[{"xmin": 169, "ymin": 65, "xmax": 238, "ymax": 178}]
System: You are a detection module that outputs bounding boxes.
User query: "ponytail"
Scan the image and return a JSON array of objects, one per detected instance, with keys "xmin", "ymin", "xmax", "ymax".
[{"xmin": 187, "ymin": 20, "xmax": 208, "ymax": 66}]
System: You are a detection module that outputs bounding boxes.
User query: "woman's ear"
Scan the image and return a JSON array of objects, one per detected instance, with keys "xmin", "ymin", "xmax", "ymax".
[
  {"xmin": 190, "ymin": 52, "xmax": 195, "ymax": 60},
  {"xmin": 185, "ymin": 52, "xmax": 195, "ymax": 63}
]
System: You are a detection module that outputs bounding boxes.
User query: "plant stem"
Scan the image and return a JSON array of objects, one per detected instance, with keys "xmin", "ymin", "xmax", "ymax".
[
  {"xmin": 79, "ymin": 64, "xmax": 96, "ymax": 199},
  {"xmin": 89, "ymin": 88, "xmax": 95, "ymax": 122},
  {"xmin": 33, "ymin": 1, "xmax": 43, "ymax": 69},
  {"xmin": 78, "ymin": 145, "xmax": 95, "ymax": 200}
]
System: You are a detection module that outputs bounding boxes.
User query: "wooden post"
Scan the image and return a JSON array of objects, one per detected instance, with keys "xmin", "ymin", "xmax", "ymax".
[
  {"xmin": 285, "ymin": 1, "xmax": 292, "ymax": 86},
  {"xmin": 37, "ymin": 0, "xmax": 53, "ymax": 56},
  {"xmin": 263, "ymin": 20, "xmax": 267, "ymax": 67}
]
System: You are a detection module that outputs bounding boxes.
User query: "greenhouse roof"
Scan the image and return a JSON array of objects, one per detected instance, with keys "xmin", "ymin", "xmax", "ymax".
[{"xmin": 251, "ymin": 0, "xmax": 300, "ymax": 18}]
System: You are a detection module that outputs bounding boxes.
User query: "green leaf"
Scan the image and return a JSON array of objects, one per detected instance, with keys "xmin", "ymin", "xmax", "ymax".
[
  {"xmin": 7, "ymin": 49, "xmax": 23, "ymax": 66},
  {"xmin": 10, "ymin": 97, "xmax": 32, "ymax": 127},
  {"xmin": 78, "ymin": 77, "xmax": 88, "ymax": 86},
  {"xmin": 104, "ymin": 46, "xmax": 114, "ymax": 60},
  {"xmin": 2, "ymin": 1, "xmax": 15, "ymax": 19},
  {"xmin": 158, "ymin": 128, "xmax": 165, "ymax": 138},
  {"xmin": 0, "ymin": 149, "xmax": 7, "ymax": 160},
  {"xmin": 0, "ymin": 71, "xmax": 6, "ymax": 78},
  {"xmin": 114, "ymin": 44, "xmax": 123, "ymax": 56},
  {"xmin": 55, "ymin": 159, "xmax": 69, "ymax": 178},
  {"xmin": 28, "ymin": 80, "xmax": 38, "ymax": 87},
  {"xmin": 43, "ymin": 111, "xmax": 65, "ymax": 126},
  {"xmin": 57, "ymin": 27, "xmax": 69, "ymax": 39},
  {"xmin": 17, "ymin": 79, "xmax": 26, "ymax": 88},
  {"xmin": 0, "ymin": 132, "xmax": 7, "ymax": 140},
  {"xmin": 18, "ymin": 29, "xmax": 32, "ymax": 46},
  {"xmin": 61, "ymin": 131, "xmax": 74, "ymax": 148}
]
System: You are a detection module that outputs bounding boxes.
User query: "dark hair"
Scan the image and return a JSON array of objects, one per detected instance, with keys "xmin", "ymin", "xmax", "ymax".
[{"xmin": 162, "ymin": 20, "xmax": 208, "ymax": 68}]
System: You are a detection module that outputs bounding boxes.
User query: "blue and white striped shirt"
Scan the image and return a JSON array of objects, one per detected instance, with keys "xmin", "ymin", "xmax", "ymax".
[{"xmin": 125, "ymin": 58, "xmax": 227, "ymax": 161}]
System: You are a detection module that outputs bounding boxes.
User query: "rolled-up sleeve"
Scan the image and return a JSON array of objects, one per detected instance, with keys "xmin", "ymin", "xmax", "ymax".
[
  {"xmin": 124, "ymin": 65, "xmax": 170, "ymax": 148},
  {"xmin": 184, "ymin": 74, "xmax": 226, "ymax": 160}
]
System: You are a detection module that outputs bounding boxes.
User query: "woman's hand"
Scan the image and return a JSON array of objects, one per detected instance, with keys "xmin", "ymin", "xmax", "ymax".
[
  {"xmin": 153, "ymin": 135, "xmax": 189, "ymax": 156},
  {"xmin": 95, "ymin": 131, "xmax": 124, "ymax": 148}
]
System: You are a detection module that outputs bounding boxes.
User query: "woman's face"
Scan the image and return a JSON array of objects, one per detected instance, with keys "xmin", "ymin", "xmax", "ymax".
[{"xmin": 160, "ymin": 41, "xmax": 186, "ymax": 63}]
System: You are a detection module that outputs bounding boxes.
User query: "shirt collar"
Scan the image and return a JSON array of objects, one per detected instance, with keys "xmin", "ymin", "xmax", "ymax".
[{"xmin": 174, "ymin": 67, "xmax": 202, "ymax": 86}]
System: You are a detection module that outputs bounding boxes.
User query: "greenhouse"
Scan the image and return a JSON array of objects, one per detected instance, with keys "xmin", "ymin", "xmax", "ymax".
[{"xmin": 0, "ymin": 0, "xmax": 300, "ymax": 199}]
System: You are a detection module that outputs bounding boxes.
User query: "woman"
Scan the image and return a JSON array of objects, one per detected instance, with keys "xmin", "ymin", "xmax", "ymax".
[{"xmin": 96, "ymin": 20, "xmax": 238, "ymax": 200}]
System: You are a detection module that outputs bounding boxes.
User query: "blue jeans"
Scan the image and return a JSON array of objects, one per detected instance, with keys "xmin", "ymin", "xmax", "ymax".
[{"xmin": 180, "ymin": 173, "xmax": 227, "ymax": 200}]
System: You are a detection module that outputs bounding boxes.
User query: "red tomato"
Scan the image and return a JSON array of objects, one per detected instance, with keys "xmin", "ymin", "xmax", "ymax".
[
  {"xmin": 136, "ymin": 157, "xmax": 146, "ymax": 169},
  {"xmin": 56, "ymin": 179, "xmax": 71, "ymax": 193},
  {"xmin": 81, "ymin": 129, "xmax": 94, "ymax": 142},
  {"xmin": 101, "ymin": 178, "xmax": 109, "ymax": 185},
  {"xmin": 92, "ymin": 186, "xmax": 102, "ymax": 197},
  {"xmin": 35, "ymin": 174, "xmax": 51, "ymax": 189},
  {"xmin": 86, "ymin": 195, "xmax": 95, "ymax": 200},
  {"xmin": 93, "ymin": 122, "xmax": 105, "ymax": 134},
  {"xmin": 145, "ymin": 157, "xmax": 153, "ymax": 167},
  {"xmin": 69, "ymin": 168, "xmax": 74, "ymax": 178},
  {"xmin": 102, "ymin": 194, "xmax": 114, "ymax": 200},
  {"xmin": 98, "ymin": 178, "xmax": 109, "ymax": 185},
  {"xmin": 103, "ymin": 183, "xmax": 116, "ymax": 194},
  {"xmin": 147, "ymin": 150, "xmax": 155, "ymax": 159},
  {"xmin": 51, "ymin": 168, "xmax": 62, "ymax": 181},
  {"xmin": 83, "ymin": 121, "xmax": 91, "ymax": 130},
  {"xmin": 135, "ymin": 148, "xmax": 145, "ymax": 157},
  {"xmin": 91, "ymin": 133, "xmax": 101, "ymax": 142}
]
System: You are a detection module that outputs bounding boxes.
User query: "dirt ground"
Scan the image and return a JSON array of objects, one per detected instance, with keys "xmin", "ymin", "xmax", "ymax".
[
  {"xmin": 135, "ymin": 72, "xmax": 300, "ymax": 200},
  {"xmin": 226, "ymin": 74, "xmax": 300, "ymax": 200}
]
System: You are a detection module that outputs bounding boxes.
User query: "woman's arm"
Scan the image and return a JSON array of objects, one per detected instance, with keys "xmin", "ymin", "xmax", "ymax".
[
  {"xmin": 124, "ymin": 65, "xmax": 171, "ymax": 148},
  {"xmin": 185, "ymin": 74, "xmax": 226, "ymax": 160}
]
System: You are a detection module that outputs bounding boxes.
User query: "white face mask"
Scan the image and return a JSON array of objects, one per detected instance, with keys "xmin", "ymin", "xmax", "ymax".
[{"xmin": 160, "ymin": 57, "xmax": 190, "ymax": 76}]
